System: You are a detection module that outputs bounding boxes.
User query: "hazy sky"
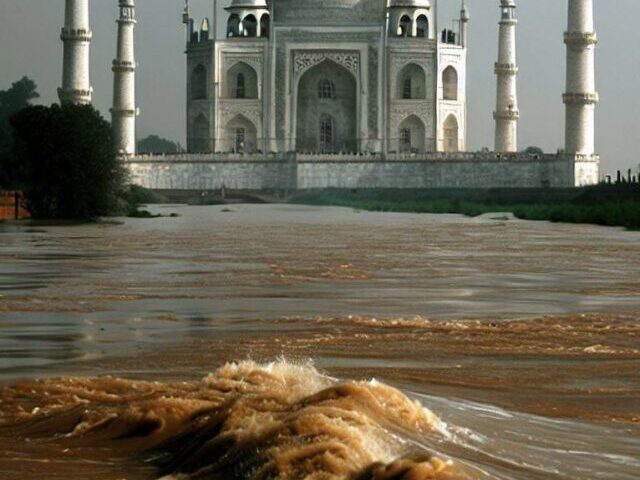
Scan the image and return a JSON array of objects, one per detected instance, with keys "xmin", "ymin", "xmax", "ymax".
[{"xmin": 0, "ymin": 1, "xmax": 637, "ymax": 173}]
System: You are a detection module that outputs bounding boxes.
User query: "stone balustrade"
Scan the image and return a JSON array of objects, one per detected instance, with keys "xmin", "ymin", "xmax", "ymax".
[{"xmin": 128, "ymin": 151, "xmax": 579, "ymax": 164}]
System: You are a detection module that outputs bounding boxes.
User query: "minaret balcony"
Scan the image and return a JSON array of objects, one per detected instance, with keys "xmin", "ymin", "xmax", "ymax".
[
  {"xmin": 563, "ymin": 92, "xmax": 599, "ymax": 105},
  {"xmin": 494, "ymin": 63, "xmax": 518, "ymax": 75},
  {"xmin": 494, "ymin": 110, "xmax": 520, "ymax": 121},
  {"xmin": 57, "ymin": 88, "xmax": 92, "ymax": 104},
  {"xmin": 110, "ymin": 107, "xmax": 137, "ymax": 118},
  {"xmin": 60, "ymin": 28, "xmax": 93, "ymax": 42},
  {"xmin": 564, "ymin": 31, "xmax": 597, "ymax": 46},
  {"xmin": 112, "ymin": 60, "xmax": 136, "ymax": 73}
]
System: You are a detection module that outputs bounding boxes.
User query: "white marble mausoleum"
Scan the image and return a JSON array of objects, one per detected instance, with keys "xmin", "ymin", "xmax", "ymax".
[{"xmin": 185, "ymin": 0, "xmax": 468, "ymax": 156}]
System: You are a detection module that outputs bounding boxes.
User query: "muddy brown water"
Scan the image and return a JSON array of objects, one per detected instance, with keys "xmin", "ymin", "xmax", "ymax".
[{"xmin": 0, "ymin": 205, "xmax": 639, "ymax": 479}]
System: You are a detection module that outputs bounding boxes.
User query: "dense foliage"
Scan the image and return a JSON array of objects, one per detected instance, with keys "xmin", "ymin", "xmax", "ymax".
[
  {"xmin": 291, "ymin": 186, "xmax": 640, "ymax": 230},
  {"xmin": 10, "ymin": 103, "xmax": 127, "ymax": 219},
  {"xmin": 137, "ymin": 135, "xmax": 181, "ymax": 154},
  {"xmin": 0, "ymin": 77, "xmax": 39, "ymax": 186}
]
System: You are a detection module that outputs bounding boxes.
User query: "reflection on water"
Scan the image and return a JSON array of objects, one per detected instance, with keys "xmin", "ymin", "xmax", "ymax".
[{"xmin": 1, "ymin": 205, "xmax": 640, "ymax": 479}]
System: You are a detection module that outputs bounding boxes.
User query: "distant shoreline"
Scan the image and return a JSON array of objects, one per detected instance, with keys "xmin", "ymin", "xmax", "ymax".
[{"xmin": 289, "ymin": 185, "xmax": 640, "ymax": 230}]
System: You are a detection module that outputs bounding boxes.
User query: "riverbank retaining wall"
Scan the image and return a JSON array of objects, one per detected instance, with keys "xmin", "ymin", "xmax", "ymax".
[{"xmin": 126, "ymin": 153, "xmax": 599, "ymax": 191}]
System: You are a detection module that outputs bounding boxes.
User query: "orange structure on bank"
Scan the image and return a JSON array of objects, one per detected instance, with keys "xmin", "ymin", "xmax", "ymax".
[{"xmin": 0, "ymin": 191, "xmax": 30, "ymax": 220}]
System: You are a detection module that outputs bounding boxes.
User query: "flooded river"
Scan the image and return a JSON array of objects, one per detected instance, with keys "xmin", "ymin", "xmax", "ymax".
[{"xmin": 0, "ymin": 205, "xmax": 639, "ymax": 479}]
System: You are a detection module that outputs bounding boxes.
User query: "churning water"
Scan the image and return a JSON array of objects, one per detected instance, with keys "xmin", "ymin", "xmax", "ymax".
[{"xmin": 0, "ymin": 205, "xmax": 639, "ymax": 479}]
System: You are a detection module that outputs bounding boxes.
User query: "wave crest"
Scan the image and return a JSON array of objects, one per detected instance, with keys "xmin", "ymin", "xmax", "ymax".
[{"xmin": 0, "ymin": 360, "xmax": 463, "ymax": 479}]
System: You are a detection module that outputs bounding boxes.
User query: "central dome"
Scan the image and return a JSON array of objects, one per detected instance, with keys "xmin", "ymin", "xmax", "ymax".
[
  {"xmin": 273, "ymin": 0, "xmax": 385, "ymax": 25},
  {"xmin": 387, "ymin": 0, "xmax": 431, "ymax": 7},
  {"xmin": 229, "ymin": 0, "xmax": 268, "ymax": 8}
]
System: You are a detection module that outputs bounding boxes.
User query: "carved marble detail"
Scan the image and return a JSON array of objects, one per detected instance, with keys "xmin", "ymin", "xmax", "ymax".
[
  {"xmin": 389, "ymin": 101, "xmax": 434, "ymax": 130},
  {"xmin": 293, "ymin": 50, "xmax": 360, "ymax": 80},
  {"xmin": 368, "ymin": 45, "xmax": 379, "ymax": 137},
  {"xmin": 218, "ymin": 100, "xmax": 263, "ymax": 132}
]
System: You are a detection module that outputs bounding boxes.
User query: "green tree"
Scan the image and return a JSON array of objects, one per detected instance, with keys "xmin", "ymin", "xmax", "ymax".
[
  {"xmin": 523, "ymin": 146, "xmax": 544, "ymax": 155},
  {"xmin": 10, "ymin": 103, "xmax": 127, "ymax": 219},
  {"xmin": 0, "ymin": 77, "xmax": 39, "ymax": 186},
  {"xmin": 137, "ymin": 135, "xmax": 181, "ymax": 154}
]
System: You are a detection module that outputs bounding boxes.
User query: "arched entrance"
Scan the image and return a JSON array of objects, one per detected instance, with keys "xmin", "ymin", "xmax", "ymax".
[
  {"xmin": 416, "ymin": 14, "xmax": 429, "ymax": 38},
  {"xmin": 397, "ymin": 63, "xmax": 426, "ymax": 100},
  {"xmin": 224, "ymin": 114, "xmax": 258, "ymax": 153},
  {"xmin": 398, "ymin": 115, "xmax": 426, "ymax": 153},
  {"xmin": 225, "ymin": 62, "xmax": 258, "ymax": 99},
  {"xmin": 443, "ymin": 114, "xmax": 459, "ymax": 152},
  {"xmin": 191, "ymin": 64, "xmax": 207, "ymax": 100},
  {"xmin": 442, "ymin": 66, "xmax": 458, "ymax": 101},
  {"xmin": 260, "ymin": 14, "xmax": 270, "ymax": 37},
  {"xmin": 227, "ymin": 14, "xmax": 240, "ymax": 37},
  {"xmin": 192, "ymin": 114, "xmax": 210, "ymax": 152},
  {"xmin": 242, "ymin": 15, "xmax": 257, "ymax": 37},
  {"xmin": 295, "ymin": 59, "xmax": 357, "ymax": 153},
  {"xmin": 398, "ymin": 15, "xmax": 412, "ymax": 37}
]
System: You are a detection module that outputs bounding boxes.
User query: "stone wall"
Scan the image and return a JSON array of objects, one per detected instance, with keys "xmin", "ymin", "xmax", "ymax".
[
  {"xmin": 128, "ymin": 155, "xmax": 296, "ymax": 191},
  {"xmin": 574, "ymin": 155, "xmax": 600, "ymax": 186},
  {"xmin": 297, "ymin": 157, "xmax": 574, "ymax": 189},
  {"xmin": 127, "ymin": 152, "xmax": 588, "ymax": 191}
]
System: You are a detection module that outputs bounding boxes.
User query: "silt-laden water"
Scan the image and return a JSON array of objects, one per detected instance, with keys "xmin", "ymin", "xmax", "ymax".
[{"xmin": 0, "ymin": 205, "xmax": 639, "ymax": 479}]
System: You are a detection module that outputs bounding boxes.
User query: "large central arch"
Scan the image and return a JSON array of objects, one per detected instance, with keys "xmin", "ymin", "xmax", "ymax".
[{"xmin": 295, "ymin": 59, "xmax": 357, "ymax": 153}]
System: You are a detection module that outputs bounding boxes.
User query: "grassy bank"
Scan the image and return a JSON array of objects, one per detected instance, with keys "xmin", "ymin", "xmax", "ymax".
[{"xmin": 290, "ymin": 186, "xmax": 640, "ymax": 230}]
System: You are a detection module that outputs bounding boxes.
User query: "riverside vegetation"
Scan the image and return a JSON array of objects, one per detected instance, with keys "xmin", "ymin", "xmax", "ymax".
[
  {"xmin": 291, "ymin": 185, "xmax": 640, "ymax": 230},
  {"xmin": 0, "ymin": 77, "xmax": 173, "ymax": 220}
]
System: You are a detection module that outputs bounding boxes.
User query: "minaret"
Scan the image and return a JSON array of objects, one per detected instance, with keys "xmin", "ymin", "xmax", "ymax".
[
  {"xmin": 494, "ymin": 0, "xmax": 519, "ymax": 153},
  {"xmin": 564, "ymin": 0, "xmax": 598, "ymax": 156},
  {"xmin": 58, "ymin": 0, "xmax": 92, "ymax": 105},
  {"xmin": 182, "ymin": 0, "xmax": 192, "ymax": 43},
  {"xmin": 460, "ymin": 2, "xmax": 469, "ymax": 48},
  {"xmin": 111, "ymin": 0, "xmax": 137, "ymax": 156}
]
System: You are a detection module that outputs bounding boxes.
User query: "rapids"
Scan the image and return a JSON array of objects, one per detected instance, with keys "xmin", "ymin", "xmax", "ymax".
[
  {"xmin": 0, "ymin": 361, "xmax": 462, "ymax": 479},
  {"xmin": 1, "ymin": 360, "xmax": 638, "ymax": 480}
]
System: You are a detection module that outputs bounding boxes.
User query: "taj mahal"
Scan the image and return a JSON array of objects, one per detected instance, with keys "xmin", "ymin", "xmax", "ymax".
[
  {"xmin": 184, "ymin": 0, "xmax": 468, "ymax": 156},
  {"xmin": 59, "ymin": 0, "xmax": 601, "ymax": 190}
]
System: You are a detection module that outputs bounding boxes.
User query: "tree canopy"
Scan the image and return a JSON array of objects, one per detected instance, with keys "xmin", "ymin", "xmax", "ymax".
[
  {"xmin": 137, "ymin": 135, "xmax": 182, "ymax": 154},
  {"xmin": 0, "ymin": 77, "xmax": 39, "ymax": 186},
  {"xmin": 523, "ymin": 146, "xmax": 545, "ymax": 155},
  {"xmin": 10, "ymin": 103, "xmax": 127, "ymax": 219}
]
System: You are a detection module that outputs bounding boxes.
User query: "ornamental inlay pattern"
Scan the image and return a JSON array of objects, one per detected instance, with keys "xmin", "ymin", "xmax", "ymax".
[
  {"xmin": 390, "ymin": 102, "xmax": 434, "ymax": 133},
  {"xmin": 293, "ymin": 51, "xmax": 360, "ymax": 80},
  {"xmin": 368, "ymin": 45, "xmax": 379, "ymax": 137},
  {"xmin": 219, "ymin": 100, "xmax": 263, "ymax": 132}
]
